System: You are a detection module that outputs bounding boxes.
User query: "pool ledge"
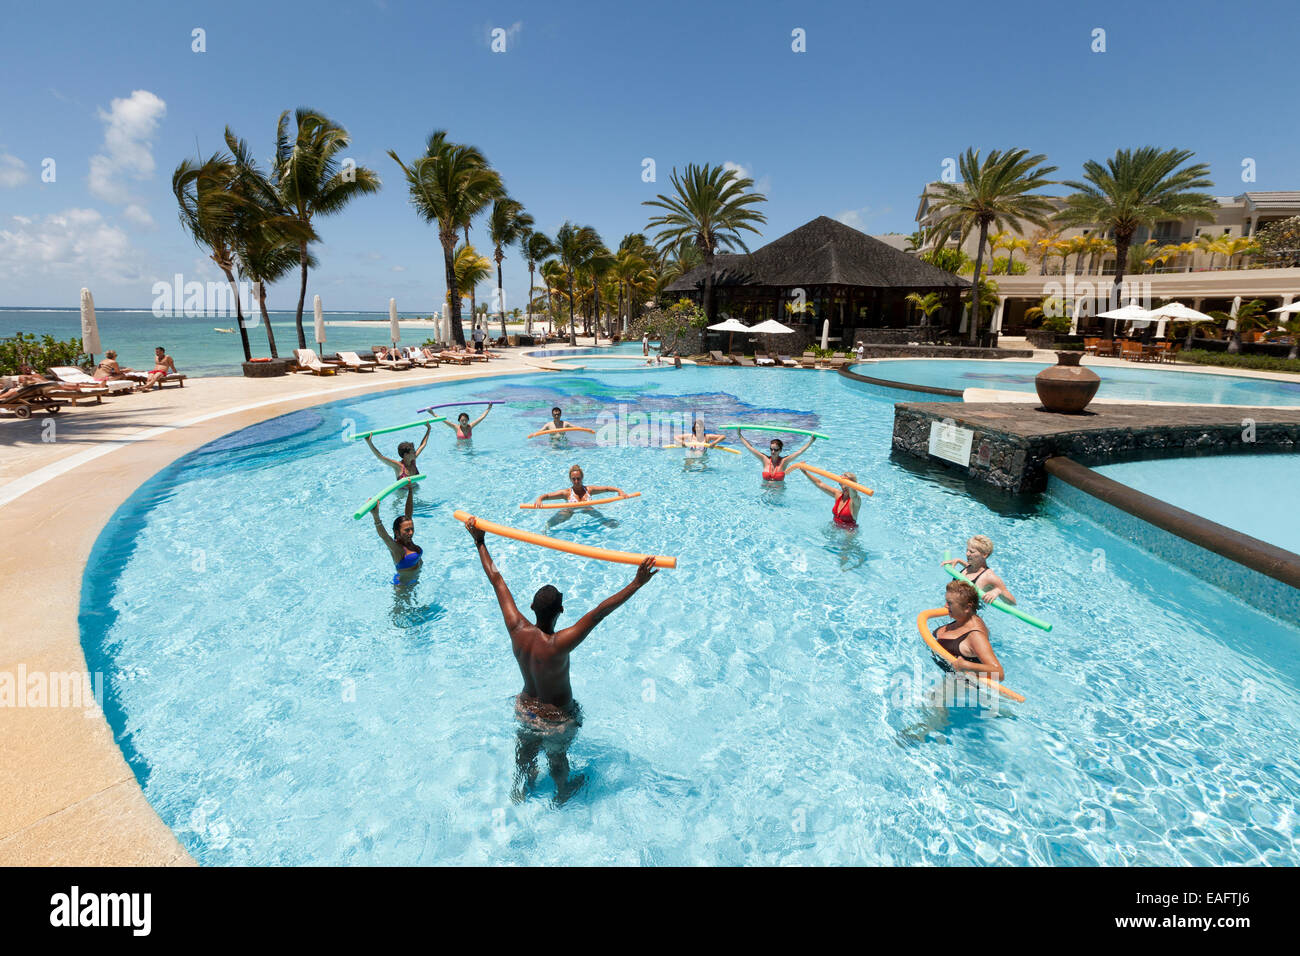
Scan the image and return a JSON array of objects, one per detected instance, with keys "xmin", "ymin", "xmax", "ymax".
[{"xmin": 0, "ymin": 355, "xmax": 549, "ymax": 865}]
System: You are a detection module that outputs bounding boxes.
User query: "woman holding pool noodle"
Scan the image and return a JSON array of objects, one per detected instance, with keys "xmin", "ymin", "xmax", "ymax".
[
  {"xmin": 799, "ymin": 467, "xmax": 863, "ymax": 528},
  {"xmin": 441, "ymin": 402, "xmax": 494, "ymax": 440},
  {"xmin": 364, "ymin": 422, "xmax": 432, "ymax": 480},
  {"xmin": 735, "ymin": 428, "xmax": 816, "ymax": 482},
  {"xmin": 371, "ymin": 483, "xmax": 423, "ymax": 586}
]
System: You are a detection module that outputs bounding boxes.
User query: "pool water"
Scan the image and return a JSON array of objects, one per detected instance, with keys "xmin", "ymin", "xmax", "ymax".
[
  {"xmin": 852, "ymin": 359, "xmax": 1300, "ymax": 406},
  {"xmin": 81, "ymin": 368, "xmax": 1300, "ymax": 865},
  {"xmin": 1093, "ymin": 454, "xmax": 1300, "ymax": 556}
]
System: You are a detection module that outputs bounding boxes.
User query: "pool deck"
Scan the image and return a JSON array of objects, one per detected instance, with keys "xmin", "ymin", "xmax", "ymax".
[{"xmin": 0, "ymin": 348, "xmax": 550, "ymax": 865}]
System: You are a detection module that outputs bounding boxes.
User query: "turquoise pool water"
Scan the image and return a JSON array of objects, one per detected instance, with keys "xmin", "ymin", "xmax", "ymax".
[
  {"xmin": 852, "ymin": 359, "xmax": 1300, "ymax": 406},
  {"xmin": 1093, "ymin": 454, "xmax": 1300, "ymax": 556},
  {"xmin": 81, "ymin": 368, "xmax": 1300, "ymax": 865}
]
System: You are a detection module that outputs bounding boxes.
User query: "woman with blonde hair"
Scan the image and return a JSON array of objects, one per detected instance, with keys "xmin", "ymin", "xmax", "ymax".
[{"xmin": 941, "ymin": 535, "xmax": 1016, "ymax": 605}]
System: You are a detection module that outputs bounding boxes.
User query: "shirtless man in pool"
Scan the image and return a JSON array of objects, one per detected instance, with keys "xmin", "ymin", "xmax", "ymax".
[{"xmin": 464, "ymin": 516, "xmax": 657, "ymax": 805}]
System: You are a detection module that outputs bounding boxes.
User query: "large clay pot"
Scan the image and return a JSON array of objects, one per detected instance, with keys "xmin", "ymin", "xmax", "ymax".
[{"xmin": 1035, "ymin": 351, "xmax": 1100, "ymax": 413}]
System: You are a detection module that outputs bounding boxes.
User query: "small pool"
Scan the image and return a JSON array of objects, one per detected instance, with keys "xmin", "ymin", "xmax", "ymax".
[
  {"xmin": 851, "ymin": 359, "xmax": 1300, "ymax": 406},
  {"xmin": 1093, "ymin": 454, "xmax": 1300, "ymax": 556}
]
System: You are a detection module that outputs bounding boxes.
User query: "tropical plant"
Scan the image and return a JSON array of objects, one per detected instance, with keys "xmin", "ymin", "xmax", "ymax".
[
  {"xmin": 643, "ymin": 163, "xmax": 768, "ymax": 321},
  {"xmin": 918, "ymin": 247, "xmax": 971, "ymax": 274},
  {"xmin": 631, "ymin": 298, "xmax": 709, "ymax": 353},
  {"xmin": 448, "ymin": 244, "xmax": 492, "ymax": 314},
  {"xmin": 554, "ymin": 222, "xmax": 604, "ymax": 345},
  {"xmin": 272, "ymin": 109, "xmax": 380, "ymax": 350},
  {"xmin": 1056, "ymin": 147, "xmax": 1216, "ymax": 326},
  {"xmin": 0, "ymin": 331, "xmax": 86, "ymax": 374},
  {"xmin": 520, "ymin": 230, "xmax": 556, "ymax": 334},
  {"xmin": 1023, "ymin": 295, "xmax": 1068, "ymax": 328},
  {"xmin": 389, "ymin": 131, "xmax": 502, "ymax": 345},
  {"xmin": 905, "ymin": 292, "xmax": 944, "ymax": 325},
  {"xmin": 488, "ymin": 197, "xmax": 532, "ymax": 339},
  {"xmin": 1254, "ymin": 216, "xmax": 1300, "ymax": 268},
  {"xmin": 926, "ymin": 148, "xmax": 1057, "ymax": 341},
  {"xmin": 612, "ymin": 239, "xmax": 655, "ymax": 336},
  {"xmin": 173, "ymin": 152, "xmax": 253, "ymax": 360},
  {"xmin": 1209, "ymin": 299, "xmax": 1269, "ymax": 353}
]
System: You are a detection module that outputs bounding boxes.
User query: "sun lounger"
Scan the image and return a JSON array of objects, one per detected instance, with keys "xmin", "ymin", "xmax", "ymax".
[
  {"xmin": 294, "ymin": 348, "xmax": 341, "ymax": 375},
  {"xmin": 337, "ymin": 351, "xmax": 378, "ymax": 372},
  {"xmin": 49, "ymin": 366, "xmax": 134, "ymax": 394},
  {"xmin": 776, "ymin": 355, "xmax": 800, "ymax": 367},
  {"xmin": 417, "ymin": 348, "xmax": 443, "ymax": 367},
  {"xmin": 371, "ymin": 346, "xmax": 413, "ymax": 370},
  {"xmin": 0, "ymin": 382, "xmax": 82, "ymax": 419},
  {"xmin": 827, "ymin": 357, "xmax": 849, "ymax": 370},
  {"xmin": 438, "ymin": 351, "xmax": 474, "ymax": 365},
  {"xmin": 735, "ymin": 355, "xmax": 756, "ymax": 367},
  {"xmin": 754, "ymin": 352, "xmax": 777, "ymax": 366}
]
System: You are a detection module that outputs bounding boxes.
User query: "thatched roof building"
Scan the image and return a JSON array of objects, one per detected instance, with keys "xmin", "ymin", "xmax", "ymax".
[{"xmin": 665, "ymin": 216, "xmax": 970, "ymax": 346}]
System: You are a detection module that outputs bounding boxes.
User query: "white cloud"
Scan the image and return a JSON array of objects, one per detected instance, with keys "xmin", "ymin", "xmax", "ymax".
[
  {"xmin": 722, "ymin": 160, "xmax": 771, "ymax": 196},
  {"xmin": 0, "ymin": 153, "xmax": 29, "ymax": 188},
  {"xmin": 835, "ymin": 207, "xmax": 883, "ymax": 230},
  {"xmin": 391, "ymin": 265, "xmax": 406, "ymax": 272},
  {"xmin": 123, "ymin": 203, "xmax": 155, "ymax": 228},
  {"xmin": 0, "ymin": 208, "xmax": 147, "ymax": 283},
  {"xmin": 88, "ymin": 90, "xmax": 166, "ymax": 209}
]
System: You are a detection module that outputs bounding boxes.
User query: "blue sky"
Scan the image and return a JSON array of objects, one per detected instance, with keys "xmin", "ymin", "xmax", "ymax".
[{"xmin": 1, "ymin": 0, "xmax": 1297, "ymax": 310}]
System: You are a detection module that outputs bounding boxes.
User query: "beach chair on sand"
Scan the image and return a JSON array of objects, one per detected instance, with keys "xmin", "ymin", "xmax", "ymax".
[
  {"xmin": 371, "ymin": 346, "xmax": 413, "ymax": 370},
  {"xmin": 294, "ymin": 348, "xmax": 341, "ymax": 375},
  {"xmin": 337, "ymin": 351, "xmax": 378, "ymax": 372},
  {"xmin": 48, "ymin": 366, "xmax": 133, "ymax": 395}
]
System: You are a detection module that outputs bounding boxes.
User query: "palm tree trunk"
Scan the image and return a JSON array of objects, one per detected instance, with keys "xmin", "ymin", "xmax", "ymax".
[
  {"xmin": 294, "ymin": 240, "xmax": 309, "ymax": 350},
  {"xmin": 526, "ymin": 264, "xmax": 535, "ymax": 335},
  {"xmin": 567, "ymin": 273, "xmax": 577, "ymax": 347},
  {"xmin": 702, "ymin": 248, "xmax": 715, "ymax": 322},
  {"xmin": 443, "ymin": 237, "xmax": 464, "ymax": 346},
  {"xmin": 592, "ymin": 280, "xmax": 601, "ymax": 342},
  {"xmin": 1108, "ymin": 234, "xmax": 1132, "ymax": 340},
  {"xmin": 496, "ymin": 255, "xmax": 508, "ymax": 341},
  {"xmin": 967, "ymin": 222, "xmax": 989, "ymax": 344},
  {"xmin": 220, "ymin": 264, "xmax": 252, "ymax": 361},
  {"xmin": 463, "ymin": 225, "xmax": 476, "ymax": 338},
  {"xmin": 258, "ymin": 281, "xmax": 279, "ymax": 358}
]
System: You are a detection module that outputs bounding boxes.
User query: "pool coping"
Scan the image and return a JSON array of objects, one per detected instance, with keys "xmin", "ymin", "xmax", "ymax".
[
  {"xmin": 1044, "ymin": 455, "xmax": 1300, "ymax": 594},
  {"xmin": 0, "ymin": 361, "xmax": 541, "ymax": 865}
]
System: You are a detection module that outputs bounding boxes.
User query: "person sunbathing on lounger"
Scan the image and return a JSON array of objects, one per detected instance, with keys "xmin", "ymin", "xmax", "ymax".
[{"xmin": 136, "ymin": 347, "xmax": 178, "ymax": 391}]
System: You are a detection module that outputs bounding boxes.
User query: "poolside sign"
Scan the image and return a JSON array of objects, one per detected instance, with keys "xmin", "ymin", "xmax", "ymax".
[{"xmin": 928, "ymin": 419, "xmax": 973, "ymax": 466}]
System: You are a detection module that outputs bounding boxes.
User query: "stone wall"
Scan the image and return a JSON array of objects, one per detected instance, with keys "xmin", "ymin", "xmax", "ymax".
[{"xmin": 854, "ymin": 344, "xmax": 1034, "ymax": 360}]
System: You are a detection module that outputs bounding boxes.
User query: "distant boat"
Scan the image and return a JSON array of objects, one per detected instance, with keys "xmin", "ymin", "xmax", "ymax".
[{"xmin": 214, "ymin": 327, "xmax": 235, "ymax": 333}]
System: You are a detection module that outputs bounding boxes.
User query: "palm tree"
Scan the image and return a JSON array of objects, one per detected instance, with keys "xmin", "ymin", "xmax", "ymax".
[
  {"xmin": 1225, "ymin": 236, "xmax": 1261, "ymax": 270},
  {"xmin": 224, "ymin": 129, "xmax": 319, "ymax": 358},
  {"xmin": 612, "ymin": 240, "xmax": 655, "ymax": 335},
  {"xmin": 1056, "ymin": 147, "xmax": 1216, "ymax": 334},
  {"xmin": 520, "ymin": 230, "xmax": 556, "ymax": 335},
  {"xmin": 927, "ymin": 148, "xmax": 1058, "ymax": 342},
  {"xmin": 389, "ymin": 131, "xmax": 502, "ymax": 345},
  {"xmin": 488, "ymin": 197, "xmax": 532, "ymax": 339},
  {"xmin": 1211, "ymin": 299, "xmax": 1269, "ymax": 353},
  {"xmin": 555, "ymin": 222, "xmax": 604, "ymax": 346},
  {"xmin": 449, "ymin": 244, "xmax": 492, "ymax": 318},
  {"xmin": 643, "ymin": 163, "xmax": 768, "ymax": 321},
  {"xmin": 539, "ymin": 259, "xmax": 566, "ymax": 333},
  {"xmin": 905, "ymin": 292, "xmax": 944, "ymax": 326},
  {"xmin": 173, "ymin": 152, "xmax": 252, "ymax": 361},
  {"xmin": 272, "ymin": 109, "xmax": 381, "ymax": 350},
  {"xmin": 584, "ymin": 244, "xmax": 616, "ymax": 339}
]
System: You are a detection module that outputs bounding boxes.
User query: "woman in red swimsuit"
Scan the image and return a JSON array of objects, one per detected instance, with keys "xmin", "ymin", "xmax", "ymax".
[
  {"xmin": 737, "ymin": 431, "xmax": 815, "ymax": 482},
  {"xmin": 799, "ymin": 468, "xmax": 862, "ymax": 528},
  {"xmin": 442, "ymin": 403, "xmax": 494, "ymax": 440}
]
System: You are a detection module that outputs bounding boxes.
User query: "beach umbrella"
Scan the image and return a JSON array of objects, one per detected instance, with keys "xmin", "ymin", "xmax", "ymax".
[
  {"xmin": 389, "ymin": 298, "xmax": 401, "ymax": 347},
  {"xmin": 821, "ymin": 318, "xmax": 830, "ymax": 350},
  {"xmin": 79, "ymin": 288, "xmax": 101, "ymax": 364},
  {"xmin": 1269, "ymin": 300, "xmax": 1300, "ymax": 314},
  {"xmin": 1096, "ymin": 302, "xmax": 1154, "ymax": 336},
  {"xmin": 750, "ymin": 319, "xmax": 794, "ymax": 335},
  {"xmin": 708, "ymin": 317, "xmax": 749, "ymax": 353},
  {"xmin": 313, "ymin": 295, "xmax": 326, "ymax": 354},
  {"xmin": 440, "ymin": 303, "xmax": 451, "ymax": 344}
]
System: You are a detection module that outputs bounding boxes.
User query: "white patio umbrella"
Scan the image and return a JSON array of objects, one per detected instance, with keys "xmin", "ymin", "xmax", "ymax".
[
  {"xmin": 313, "ymin": 295, "xmax": 326, "ymax": 354},
  {"xmin": 1145, "ymin": 301, "xmax": 1217, "ymax": 344},
  {"xmin": 708, "ymin": 317, "xmax": 749, "ymax": 353},
  {"xmin": 440, "ymin": 303, "xmax": 451, "ymax": 343},
  {"xmin": 389, "ymin": 298, "xmax": 401, "ymax": 347},
  {"xmin": 1096, "ymin": 302, "xmax": 1155, "ymax": 336},
  {"xmin": 1269, "ymin": 300, "xmax": 1300, "ymax": 313},
  {"xmin": 79, "ymin": 288, "xmax": 102, "ymax": 364},
  {"xmin": 821, "ymin": 319, "xmax": 830, "ymax": 350}
]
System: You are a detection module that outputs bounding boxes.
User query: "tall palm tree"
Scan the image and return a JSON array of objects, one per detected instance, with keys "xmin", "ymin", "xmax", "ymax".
[
  {"xmin": 272, "ymin": 108, "xmax": 381, "ymax": 349},
  {"xmin": 585, "ymin": 244, "xmax": 616, "ymax": 339},
  {"xmin": 927, "ymin": 148, "xmax": 1057, "ymax": 342},
  {"xmin": 488, "ymin": 198, "xmax": 532, "ymax": 339},
  {"xmin": 1056, "ymin": 147, "xmax": 1216, "ymax": 333},
  {"xmin": 173, "ymin": 152, "xmax": 252, "ymax": 361},
  {"xmin": 224, "ymin": 128, "xmax": 319, "ymax": 358},
  {"xmin": 612, "ymin": 241, "xmax": 654, "ymax": 335},
  {"xmin": 389, "ymin": 131, "xmax": 502, "ymax": 345},
  {"xmin": 643, "ymin": 163, "xmax": 767, "ymax": 321},
  {"xmin": 449, "ymin": 244, "xmax": 492, "ymax": 320},
  {"xmin": 539, "ymin": 259, "xmax": 565, "ymax": 333},
  {"xmin": 520, "ymin": 230, "xmax": 556, "ymax": 335},
  {"xmin": 555, "ymin": 222, "xmax": 604, "ymax": 346}
]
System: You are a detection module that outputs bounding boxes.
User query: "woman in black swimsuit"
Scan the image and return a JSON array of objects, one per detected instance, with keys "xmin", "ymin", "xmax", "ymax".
[
  {"xmin": 931, "ymin": 581, "xmax": 1005, "ymax": 682},
  {"xmin": 941, "ymin": 534, "xmax": 1016, "ymax": 606}
]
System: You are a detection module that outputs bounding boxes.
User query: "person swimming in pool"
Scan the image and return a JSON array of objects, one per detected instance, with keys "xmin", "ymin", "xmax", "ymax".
[
  {"xmin": 941, "ymin": 535, "xmax": 1016, "ymax": 606},
  {"xmin": 533, "ymin": 464, "xmax": 624, "ymax": 508},
  {"xmin": 930, "ymin": 580, "xmax": 1005, "ymax": 682},
  {"xmin": 799, "ymin": 467, "xmax": 862, "ymax": 528},
  {"xmin": 676, "ymin": 416, "xmax": 725, "ymax": 459},
  {"xmin": 463, "ymin": 515, "xmax": 657, "ymax": 805},
  {"xmin": 442, "ymin": 403, "xmax": 494, "ymax": 440},
  {"xmin": 537, "ymin": 406, "xmax": 572, "ymax": 433},
  {"xmin": 364, "ymin": 423, "xmax": 432, "ymax": 479},
  {"xmin": 737, "ymin": 430, "xmax": 815, "ymax": 482},
  {"xmin": 371, "ymin": 484, "xmax": 422, "ymax": 586}
]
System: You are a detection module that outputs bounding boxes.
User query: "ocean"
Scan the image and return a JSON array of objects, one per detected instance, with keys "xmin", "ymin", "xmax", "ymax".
[{"xmin": 0, "ymin": 309, "xmax": 451, "ymax": 378}]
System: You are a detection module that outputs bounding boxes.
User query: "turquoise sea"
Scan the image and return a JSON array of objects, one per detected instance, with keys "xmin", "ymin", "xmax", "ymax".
[{"xmin": 0, "ymin": 308, "xmax": 440, "ymax": 378}]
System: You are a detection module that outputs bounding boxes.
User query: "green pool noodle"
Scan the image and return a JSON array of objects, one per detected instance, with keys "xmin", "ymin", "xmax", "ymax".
[{"xmin": 941, "ymin": 551, "xmax": 1053, "ymax": 632}]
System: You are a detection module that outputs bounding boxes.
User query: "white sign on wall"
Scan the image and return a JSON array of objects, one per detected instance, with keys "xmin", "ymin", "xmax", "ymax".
[{"xmin": 928, "ymin": 419, "xmax": 974, "ymax": 466}]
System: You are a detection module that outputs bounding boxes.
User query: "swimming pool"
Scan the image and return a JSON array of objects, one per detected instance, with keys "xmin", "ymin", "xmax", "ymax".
[
  {"xmin": 1092, "ymin": 454, "xmax": 1300, "ymax": 557},
  {"xmin": 851, "ymin": 359, "xmax": 1300, "ymax": 406},
  {"xmin": 81, "ymin": 367, "xmax": 1300, "ymax": 865}
]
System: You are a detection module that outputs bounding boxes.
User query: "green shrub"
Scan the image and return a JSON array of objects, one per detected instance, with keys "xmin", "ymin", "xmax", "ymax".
[
  {"xmin": 1176, "ymin": 349, "xmax": 1300, "ymax": 374},
  {"xmin": 1040, "ymin": 313, "xmax": 1072, "ymax": 335},
  {"xmin": 0, "ymin": 331, "xmax": 87, "ymax": 375}
]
